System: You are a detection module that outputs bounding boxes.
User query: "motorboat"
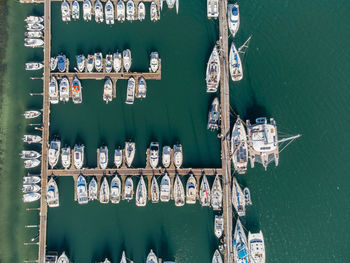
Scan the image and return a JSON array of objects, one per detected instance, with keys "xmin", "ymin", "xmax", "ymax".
[
  {"xmin": 25, "ymin": 62, "xmax": 43, "ymax": 71},
  {"xmin": 61, "ymin": 0, "xmax": 71, "ymax": 22},
  {"xmin": 25, "ymin": 23, "xmax": 44, "ymax": 31},
  {"xmin": 125, "ymin": 77, "xmax": 135, "ymax": 104},
  {"xmin": 105, "ymin": 0, "xmax": 115, "ymax": 25},
  {"xmin": 59, "ymin": 76, "xmax": 70, "ymax": 102},
  {"xmin": 25, "ymin": 31, "xmax": 43, "ymax": 38},
  {"xmin": 228, "ymin": 4, "xmax": 240, "ymax": 37},
  {"xmin": 72, "ymin": 76, "xmax": 83, "ymax": 104},
  {"xmin": 48, "ymin": 139, "xmax": 61, "ymax": 168},
  {"xmin": 83, "ymin": 0, "xmax": 92, "ymax": 21},
  {"xmin": 76, "ymin": 54, "xmax": 85, "ymax": 72},
  {"xmin": 25, "ymin": 16, "xmax": 43, "ymax": 24},
  {"xmin": 160, "ymin": 172, "xmax": 170, "ymax": 202},
  {"xmin": 146, "ymin": 250, "xmax": 157, "ymax": 263},
  {"xmin": 122, "ymin": 49, "xmax": 132, "ymax": 72},
  {"xmin": 20, "ymin": 150, "xmax": 41, "ymax": 159},
  {"xmin": 150, "ymin": 2, "xmax": 159, "ymax": 21},
  {"xmin": 73, "ymin": 144, "xmax": 85, "ymax": 169},
  {"xmin": 110, "ymin": 175, "xmax": 121, "ymax": 203},
  {"xmin": 149, "ymin": 52, "xmax": 159, "ymax": 72},
  {"xmin": 214, "ymin": 215, "xmax": 223, "ymax": 239},
  {"xmin": 61, "ymin": 146, "xmax": 71, "ymax": 169},
  {"xmin": 23, "ymin": 110, "xmax": 41, "ymax": 119},
  {"xmin": 232, "ymin": 176, "xmax": 245, "ymax": 216},
  {"xmin": 113, "ymin": 52, "xmax": 122, "ymax": 72},
  {"xmin": 211, "ymin": 174, "xmax": 222, "ymax": 210},
  {"xmin": 77, "ymin": 175, "xmax": 88, "ymax": 204},
  {"xmin": 116, "ymin": 0, "xmax": 125, "ymax": 22},
  {"xmin": 23, "ymin": 192, "xmax": 41, "ymax": 203},
  {"xmin": 248, "ymin": 231, "xmax": 265, "ymax": 263},
  {"xmin": 137, "ymin": 2, "xmax": 145, "ymax": 21},
  {"xmin": 114, "ymin": 148, "xmax": 123, "ymax": 168},
  {"xmin": 57, "ymin": 252, "xmax": 69, "ymax": 263},
  {"xmin": 49, "ymin": 76, "xmax": 59, "ymax": 104},
  {"xmin": 212, "ymin": 250, "xmax": 223, "ymax": 263},
  {"xmin": 151, "ymin": 176, "xmax": 159, "ymax": 203},
  {"xmin": 162, "ymin": 146, "xmax": 171, "ymax": 168},
  {"xmin": 229, "ymin": 42, "xmax": 243, "ymax": 81},
  {"xmin": 23, "ymin": 175, "xmax": 41, "ymax": 184},
  {"xmin": 23, "ymin": 135, "xmax": 42, "ymax": 144},
  {"xmin": 231, "ymin": 117, "xmax": 248, "ymax": 174},
  {"xmin": 47, "ymin": 177, "xmax": 59, "ymax": 207},
  {"xmin": 100, "ymin": 177, "xmax": 110, "ymax": 203},
  {"xmin": 125, "ymin": 141, "xmax": 135, "ymax": 167},
  {"xmin": 89, "ymin": 177, "xmax": 98, "ymax": 200},
  {"xmin": 50, "ymin": 57, "xmax": 57, "ymax": 71},
  {"xmin": 103, "ymin": 77, "xmax": 113, "ymax": 103},
  {"xmin": 57, "ymin": 54, "xmax": 67, "ymax": 73},
  {"xmin": 94, "ymin": 0, "xmax": 104, "ymax": 23},
  {"xmin": 200, "ymin": 174, "xmax": 211, "ymax": 206},
  {"xmin": 207, "ymin": 0, "xmax": 219, "ymax": 18},
  {"xmin": 149, "ymin": 142, "xmax": 159, "ymax": 169},
  {"xmin": 24, "ymin": 38, "xmax": 44, "ymax": 48},
  {"xmin": 174, "ymin": 175, "xmax": 185, "ymax": 207},
  {"xmin": 126, "ymin": 0, "xmax": 135, "ymax": 21},
  {"xmin": 186, "ymin": 174, "xmax": 197, "ymax": 204},
  {"xmin": 207, "ymin": 97, "xmax": 220, "ymax": 130},
  {"xmin": 233, "ymin": 218, "xmax": 249, "ymax": 263},
  {"xmin": 72, "ymin": 1, "xmax": 80, "ymax": 20},
  {"xmin": 22, "ymin": 184, "xmax": 40, "ymax": 193},
  {"xmin": 120, "ymin": 251, "xmax": 127, "ymax": 263},
  {"xmin": 206, "ymin": 44, "xmax": 220, "ymax": 92},
  {"xmin": 105, "ymin": 54, "xmax": 113, "ymax": 73},
  {"xmin": 124, "ymin": 177, "xmax": 134, "ymax": 201},
  {"xmin": 94, "ymin": 52, "xmax": 103, "ymax": 72},
  {"xmin": 99, "ymin": 146, "xmax": 108, "ymax": 169},
  {"xmin": 87, "ymin": 54, "xmax": 94, "ymax": 72},
  {"xmin": 135, "ymin": 175, "xmax": 147, "ymax": 206},
  {"xmin": 173, "ymin": 144, "xmax": 183, "ymax": 169},
  {"xmin": 244, "ymin": 187, "xmax": 252, "ymax": 205},
  {"xmin": 24, "ymin": 159, "xmax": 40, "ymax": 169},
  {"xmin": 136, "ymin": 77, "xmax": 146, "ymax": 98}
]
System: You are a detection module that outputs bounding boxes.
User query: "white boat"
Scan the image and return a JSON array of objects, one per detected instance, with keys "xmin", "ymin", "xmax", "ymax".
[
  {"xmin": 94, "ymin": 0, "xmax": 104, "ymax": 23},
  {"xmin": 105, "ymin": 54, "xmax": 113, "ymax": 73},
  {"xmin": 116, "ymin": 0, "xmax": 125, "ymax": 22},
  {"xmin": 232, "ymin": 176, "xmax": 245, "ymax": 217},
  {"xmin": 146, "ymin": 250, "xmax": 158, "ymax": 263},
  {"xmin": 248, "ymin": 231, "xmax": 265, "ymax": 263},
  {"xmin": 48, "ymin": 139, "xmax": 61, "ymax": 168},
  {"xmin": 22, "ymin": 184, "xmax": 40, "ymax": 193},
  {"xmin": 103, "ymin": 77, "xmax": 113, "ymax": 103},
  {"xmin": 149, "ymin": 52, "xmax": 159, "ymax": 72},
  {"xmin": 72, "ymin": 76, "xmax": 83, "ymax": 104},
  {"xmin": 59, "ymin": 77, "xmax": 70, "ymax": 102},
  {"xmin": 99, "ymin": 146, "xmax": 108, "ymax": 169},
  {"xmin": 72, "ymin": 1, "xmax": 80, "ymax": 20},
  {"xmin": 49, "ymin": 76, "xmax": 59, "ymax": 104},
  {"xmin": 73, "ymin": 144, "xmax": 85, "ymax": 169},
  {"xmin": 25, "ymin": 31, "xmax": 43, "ymax": 38},
  {"xmin": 135, "ymin": 175, "xmax": 147, "ymax": 206},
  {"xmin": 207, "ymin": 0, "xmax": 219, "ymax": 19},
  {"xmin": 23, "ymin": 135, "xmax": 42, "ymax": 144},
  {"xmin": 150, "ymin": 2, "xmax": 159, "ymax": 21},
  {"xmin": 77, "ymin": 175, "xmax": 88, "ymax": 204},
  {"xmin": 137, "ymin": 2, "xmax": 145, "ymax": 21},
  {"xmin": 23, "ymin": 192, "xmax": 41, "ymax": 203},
  {"xmin": 57, "ymin": 252, "xmax": 69, "ymax": 263},
  {"xmin": 122, "ymin": 49, "xmax": 132, "ymax": 72},
  {"xmin": 206, "ymin": 44, "xmax": 220, "ymax": 92},
  {"xmin": 47, "ymin": 177, "xmax": 59, "ymax": 207},
  {"xmin": 24, "ymin": 159, "xmax": 40, "ymax": 169},
  {"xmin": 113, "ymin": 52, "xmax": 122, "ymax": 72},
  {"xmin": 24, "ymin": 38, "xmax": 44, "ymax": 48},
  {"xmin": 125, "ymin": 141, "xmax": 135, "ymax": 167},
  {"xmin": 211, "ymin": 174, "xmax": 222, "ymax": 210},
  {"xmin": 25, "ymin": 62, "xmax": 43, "ymax": 71},
  {"xmin": 100, "ymin": 177, "xmax": 110, "ymax": 203},
  {"xmin": 61, "ymin": 0, "xmax": 71, "ymax": 22},
  {"xmin": 94, "ymin": 52, "xmax": 103, "ymax": 72},
  {"xmin": 233, "ymin": 218, "xmax": 249, "ymax": 263},
  {"xmin": 186, "ymin": 174, "xmax": 197, "ymax": 204},
  {"xmin": 105, "ymin": 0, "xmax": 115, "ymax": 25},
  {"xmin": 212, "ymin": 250, "xmax": 223, "ymax": 263},
  {"xmin": 114, "ymin": 148, "xmax": 123, "ymax": 168},
  {"xmin": 126, "ymin": 0, "xmax": 135, "ymax": 21},
  {"xmin": 214, "ymin": 215, "xmax": 223, "ymax": 238},
  {"xmin": 173, "ymin": 144, "xmax": 183, "ymax": 169},
  {"xmin": 25, "ymin": 23, "xmax": 44, "ymax": 31},
  {"xmin": 124, "ymin": 177, "xmax": 134, "ymax": 201},
  {"xmin": 136, "ymin": 77, "xmax": 146, "ymax": 98},
  {"xmin": 110, "ymin": 175, "xmax": 121, "ymax": 203},
  {"xmin": 101, "ymin": 259, "xmax": 110, "ymax": 263},
  {"xmin": 229, "ymin": 42, "xmax": 243, "ymax": 81},
  {"xmin": 120, "ymin": 251, "xmax": 127, "ymax": 263},
  {"xmin": 76, "ymin": 54, "xmax": 85, "ymax": 72},
  {"xmin": 160, "ymin": 172, "xmax": 170, "ymax": 202},
  {"xmin": 83, "ymin": 0, "xmax": 92, "ymax": 21},
  {"xmin": 125, "ymin": 77, "xmax": 135, "ymax": 104},
  {"xmin": 174, "ymin": 175, "xmax": 185, "ymax": 207},
  {"xmin": 151, "ymin": 176, "xmax": 159, "ymax": 203},
  {"xmin": 87, "ymin": 54, "xmax": 94, "ymax": 72},
  {"xmin": 23, "ymin": 175, "xmax": 41, "ymax": 184},
  {"xmin": 25, "ymin": 16, "xmax": 43, "ymax": 24},
  {"xmin": 207, "ymin": 97, "xmax": 220, "ymax": 130},
  {"xmin": 231, "ymin": 117, "xmax": 248, "ymax": 174},
  {"xmin": 149, "ymin": 142, "xmax": 159, "ymax": 169},
  {"xmin": 200, "ymin": 174, "xmax": 211, "ymax": 206},
  {"xmin": 228, "ymin": 4, "xmax": 240, "ymax": 37},
  {"xmin": 89, "ymin": 177, "xmax": 98, "ymax": 200},
  {"xmin": 50, "ymin": 57, "xmax": 57, "ymax": 71},
  {"xmin": 61, "ymin": 146, "xmax": 71, "ymax": 169},
  {"xmin": 20, "ymin": 150, "xmax": 41, "ymax": 159},
  {"xmin": 23, "ymin": 110, "xmax": 41, "ymax": 119},
  {"xmin": 162, "ymin": 146, "xmax": 171, "ymax": 168},
  {"xmin": 244, "ymin": 187, "xmax": 252, "ymax": 205},
  {"xmin": 57, "ymin": 54, "xmax": 67, "ymax": 73}
]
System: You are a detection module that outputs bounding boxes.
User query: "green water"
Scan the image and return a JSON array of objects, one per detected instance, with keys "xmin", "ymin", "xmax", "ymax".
[{"xmin": 1, "ymin": 0, "xmax": 350, "ymax": 262}]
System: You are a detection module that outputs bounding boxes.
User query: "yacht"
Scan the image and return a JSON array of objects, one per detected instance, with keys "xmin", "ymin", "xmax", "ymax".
[
  {"xmin": 135, "ymin": 175, "xmax": 147, "ymax": 206},
  {"xmin": 149, "ymin": 52, "xmax": 159, "ymax": 72},
  {"xmin": 150, "ymin": 2, "xmax": 159, "ymax": 21},
  {"xmin": 100, "ymin": 177, "xmax": 110, "ymax": 203},
  {"xmin": 25, "ymin": 23, "xmax": 44, "ymax": 31},
  {"xmin": 23, "ymin": 192, "xmax": 41, "ymax": 203},
  {"xmin": 72, "ymin": 76, "xmax": 83, "ymax": 104},
  {"xmin": 23, "ymin": 110, "xmax": 41, "ymax": 119},
  {"xmin": 48, "ymin": 139, "xmax": 61, "ymax": 168},
  {"xmin": 105, "ymin": 54, "xmax": 113, "ymax": 73},
  {"xmin": 22, "ymin": 184, "xmax": 40, "ymax": 193},
  {"xmin": 244, "ymin": 187, "xmax": 252, "ymax": 205},
  {"xmin": 231, "ymin": 117, "xmax": 248, "ymax": 174},
  {"xmin": 212, "ymin": 250, "xmax": 223, "ymax": 263},
  {"xmin": 113, "ymin": 52, "xmax": 122, "ymax": 72},
  {"xmin": 49, "ymin": 76, "xmax": 59, "ymax": 104},
  {"xmin": 162, "ymin": 146, "xmax": 171, "ymax": 168},
  {"xmin": 186, "ymin": 174, "xmax": 197, "ymax": 204},
  {"xmin": 207, "ymin": 97, "xmax": 220, "ymax": 130},
  {"xmin": 105, "ymin": 0, "xmax": 115, "ymax": 25},
  {"xmin": 76, "ymin": 54, "xmax": 85, "ymax": 72},
  {"xmin": 20, "ymin": 150, "xmax": 41, "ymax": 159},
  {"xmin": 76, "ymin": 175, "xmax": 88, "ymax": 204},
  {"xmin": 61, "ymin": 146, "xmax": 71, "ymax": 169},
  {"xmin": 149, "ymin": 142, "xmax": 159, "ymax": 169},
  {"xmin": 59, "ymin": 77, "xmax": 70, "ymax": 102},
  {"xmin": 72, "ymin": 1, "xmax": 80, "ymax": 20},
  {"xmin": 137, "ymin": 2, "xmax": 145, "ymax": 21},
  {"xmin": 200, "ymin": 174, "xmax": 211, "ymax": 206},
  {"xmin": 229, "ymin": 42, "xmax": 243, "ymax": 81},
  {"xmin": 103, "ymin": 77, "xmax": 113, "ymax": 103},
  {"xmin": 25, "ymin": 62, "xmax": 43, "ymax": 71},
  {"xmin": 99, "ymin": 146, "xmax": 108, "ymax": 169},
  {"xmin": 146, "ymin": 250, "xmax": 158, "ymax": 263},
  {"xmin": 116, "ymin": 0, "xmax": 125, "ymax": 22},
  {"xmin": 23, "ymin": 135, "xmax": 42, "ymax": 144},
  {"xmin": 24, "ymin": 159, "xmax": 40, "ymax": 169},
  {"xmin": 101, "ymin": 259, "xmax": 110, "ymax": 263},
  {"xmin": 24, "ymin": 38, "xmax": 44, "ymax": 48},
  {"xmin": 232, "ymin": 176, "xmax": 245, "ymax": 216},
  {"xmin": 50, "ymin": 57, "xmax": 57, "ymax": 71},
  {"xmin": 136, "ymin": 77, "xmax": 147, "ymax": 98},
  {"xmin": 25, "ymin": 16, "xmax": 43, "ymax": 24},
  {"xmin": 126, "ymin": 0, "xmax": 135, "ymax": 21},
  {"xmin": 214, "ymin": 215, "xmax": 223, "ymax": 238},
  {"xmin": 73, "ymin": 144, "xmax": 85, "ymax": 169},
  {"xmin": 122, "ymin": 49, "xmax": 132, "ymax": 72},
  {"xmin": 228, "ymin": 4, "xmax": 240, "ymax": 37},
  {"xmin": 211, "ymin": 174, "xmax": 222, "ymax": 210},
  {"xmin": 248, "ymin": 231, "xmax": 265, "ymax": 263},
  {"xmin": 87, "ymin": 54, "xmax": 94, "ymax": 72},
  {"xmin": 57, "ymin": 54, "xmax": 67, "ymax": 73},
  {"xmin": 94, "ymin": 0, "xmax": 104, "ymax": 23},
  {"xmin": 125, "ymin": 77, "xmax": 135, "ymax": 104},
  {"xmin": 125, "ymin": 141, "xmax": 135, "ymax": 167},
  {"xmin": 173, "ymin": 144, "xmax": 183, "ymax": 169},
  {"xmin": 110, "ymin": 175, "xmax": 121, "ymax": 203},
  {"xmin": 160, "ymin": 172, "xmax": 170, "ymax": 202},
  {"xmin": 83, "ymin": 0, "xmax": 92, "ymax": 21},
  {"xmin": 23, "ymin": 175, "xmax": 41, "ymax": 184},
  {"xmin": 233, "ymin": 218, "xmax": 249, "ymax": 263},
  {"xmin": 57, "ymin": 252, "xmax": 69, "ymax": 263},
  {"xmin": 114, "ymin": 148, "xmax": 123, "ymax": 168},
  {"xmin": 61, "ymin": 0, "xmax": 71, "ymax": 22},
  {"xmin": 124, "ymin": 177, "xmax": 134, "ymax": 201},
  {"xmin": 94, "ymin": 52, "xmax": 103, "ymax": 72},
  {"xmin": 207, "ymin": 0, "xmax": 219, "ymax": 18},
  {"xmin": 174, "ymin": 175, "xmax": 185, "ymax": 207},
  {"xmin": 89, "ymin": 177, "xmax": 98, "ymax": 200},
  {"xmin": 151, "ymin": 176, "xmax": 159, "ymax": 203},
  {"xmin": 120, "ymin": 251, "xmax": 127, "ymax": 263},
  {"xmin": 206, "ymin": 44, "xmax": 220, "ymax": 92},
  {"xmin": 47, "ymin": 177, "xmax": 59, "ymax": 207},
  {"xmin": 25, "ymin": 31, "xmax": 43, "ymax": 38}
]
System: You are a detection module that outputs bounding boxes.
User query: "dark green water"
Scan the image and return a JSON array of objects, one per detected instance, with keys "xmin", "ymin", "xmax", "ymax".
[{"xmin": 1, "ymin": 0, "xmax": 350, "ymax": 262}]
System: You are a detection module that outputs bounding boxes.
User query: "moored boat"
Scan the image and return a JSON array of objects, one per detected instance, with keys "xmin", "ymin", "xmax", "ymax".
[
  {"xmin": 57, "ymin": 252, "xmax": 69, "ymax": 263},
  {"xmin": 105, "ymin": 54, "xmax": 113, "ymax": 73},
  {"xmin": 48, "ymin": 139, "xmax": 61, "ymax": 168},
  {"xmin": 59, "ymin": 76, "xmax": 70, "ymax": 102},
  {"xmin": 25, "ymin": 16, "xmax": 43, "ymax": 24},
  {"xmin": 23, "ymin": 135, "xmax": 42, "ymax": 144},
  {"xmin": 110, "ymin": 175, "xmax": 121, "ymax": 203},
  {"xmin": 89, "ymin": 177, "xmax": 98, "ymax": 200},
  {"xmin": 248, "ymin": 231, "xmax": 265, "ymax": 263},
  {"xmin": 61, "ymin": 0, "xmax": 71, "ymax": 22},
  {"xmin": 83, "ymin": 0, "xmax": 92, "ymax": 21},
  {"xmin": 231, "ymin": 116, "xmax": 248, "ymax": 174},
  {"xmin": 206, "ymin": 44, "xmax": 220, "ymax": 92},
  {"xmin": 173, "ymin": 144, "xmax": 183, "ymax": 169},
  {"xmin": 103, "ymin": 77, "xmax": 113, "ymax": 104},
  {"xmin": 150, "ymin": 2, "xmax": 159, "ymax": 21},
  {"xmin": 126, "ymin": 0, "xmax": 135, "ymax": 21},
  {"xmin": 124, "ymin": 177, "xmax": 134, "ymax": 201},
  {"xmin": 105, "ymin": 0, "xmax": 115, "ymax": 25},
  {"xmin": 20, "ymin": 150, "xmax": 41, "ymax": 159},
  {"xmin": 113, "ymin": 52, "xmax": 122, "ymax": 72},
  {"xmin": 49, "ymin": 76, "xmax": 59, "ymax": 104},
  {"xmin": 214, "ymin": 215, "xmax": 223, "ymax": 239},
  {"xmin": 25, "ymin": 23, "xmax": 44, "ymax": 31},
  {"xmin": 87, "ymin": 54, "xmax": 94, "ymax": 72},
  {"xmin": 25, "ymin": 62, "xmax": 43, "ymax": 71},
  {"xmin": 57, "ymin": 54, "xmax": 67, "ymax": 73},
  {"xmin": 72, "ymin": 1, "xmax": 80, "ymax": 20},
  {"xmin": 233, "ymin": 218, "xmax": 249, "ymax": 263},
  {"xmin": 47, "ymin": 177, "xmax": 59, "ymax": 207},
  {"xmin": 228, "ymin": 4, "xmax": 240, "ymax": 38},
  {"xmin": 136, "ymin": 77, "xmax": 146, "ymax": 98},
  {"xmin": 94, "ymin": 0, "xmax": 104, "ymax": 23},
  {"xmin": 61, "ymin": 146, "xmax": 71, "ymax": 169},
  {"xmin": 207, "ymin": 97, "xmax": 220, "ymax": 130},
  {"xmin": 22, "ymin": 184, "xmax": 40, "ymax": 193},
  {"xmin": 25, "ymin": 31, "xmax": 43, "ymax": 38},
  {"xmin": 162, "ymin": 146, "xmax": 171, "ymax": 168},
  {"xmin": 23, "ymin": 110, "xmax": 41, "ymax": 119},
  {"xmin": 24, "ymin": 159, "xmax": 40, "ymax": 169},
  {"xmin": 229, "ymin": 42, "xmax": 243, "ymax": 81},
  {"xmin": 24, "ymin": 38, "xmax": 44, "ymax": 48},
  {"xmin": 207, "ymin": 0, "xmax": 219, "ymax": 18},
  {"xmin": 125, "ymin": 77, "xmax": 135, "ymax": 104},
  {"xmin": 244, "ymin": 187, "xmax": 252, "ymax": 205},
  {"xmin": 186, "ymin": 174, "xmax": 197, "ymax": 204},
  {"xmin": 122, "ymin": 49, "xmax": 132, "ymax": 72},
  {"xmin": 94, "ymin": 52, "xmax": 103, "ymax": 72},
  {"xmin": 99, "ymin": 146, "xmax": 108, "ymax": 169},
  {"xmin": 212, "ymin": 249, "xmax": 223, "ymax": 263},
  {"xmin": 77, "ymin": 175, "xmax": 88, "ymax": 204},
  {"xmin": 149, "ymin": 142, "xmax": 159, "ymax": 169},
  {"xmin": 73, "ymin": 144, "xmax": 85, "ymax": 169},
  {"xmin": 120, "ymin": 251, "xmax": 127, "ymax": 263},
  {"xmin": 200, "ymin": 174, "xmax": 211, "ymax": 206},
  {"xmin": 211, "ymin": 174, "xmax": 222, "ymax": 210},
  {"xmin": 160, "ymin": 172, "xmax": 170, "ymax": 202},
  {"xmin": 149, "ymin": 52, "xmax": 159, "ymax": 72},
  {"xmin": 137, "ymin": 2, "xmax": 145, "ymax": 21},
  {"xmin": 174, "ymin": 174, "xmax": 185, "ymax": 206},
  {"xmin": 125, "ymin": 141, "xmax": 135, "ymax": 167},
  {"xmin": 232, "ymin": 176, "xmax": 246, "ymax": 216},
  {"xmin": 114, "ymin": 148, "xmax": 123, "ymax": 168},
  {"xmin": 72, "ymin": 76, "xmax": 83, "ymax": 104},
  {"xmin": 76, "ymin": 54, "xmax": 86, "ymax": 72},
  {"xmin": 135, "ymin": 175, "xmax": 147, "ymax": 206},
  {"xmin": 50, "ymin": 57, "xmax": 57, "ymax": 71},
  {"xmin": 146, "ymin": 250, "xmax": 158, "ymax": 263},
  {"xmin": 100, "ymin": 177, "xmax": 110, "ymax": 203},
  {"xmin": 117, "ymin": 0, "xmax": 125, "ymax": 22},
  {"xmin": 23, "ymin": 192, "xmax": 41, "ymax": 203},
  {"xmin": 23, "ymin": 175, "xmax": 41, "ymax": 184},
  {"xmin": 151, "ymin": 176, "xmax": 159, "ymax": 203}
]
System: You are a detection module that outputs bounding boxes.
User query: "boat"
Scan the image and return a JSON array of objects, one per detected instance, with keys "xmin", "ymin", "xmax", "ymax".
[
  {"xmin": 149, "ymin": 52, "xmax": 159, "ymax": 72},
  {"xmin": 120, "ymin": 251, "xmax": 127, "ymax": 263},
  {"xmin": 150, "ymin": 2, "xmax": 159, "ymax": 21},
  {"xmin": 137, "ymin": 2, "xmax": 145, "ymax": 21},
  {"xmin": 50, "ymin": 57, "xmax": 57, "ymax": 71},
  {"xmin": 124, "ymin": 177, "xmax": 134, "ymax": 201},
  {"xmin": 116, "ymin": 0, "xmax": 125, "ymax": 22},
  {"xmin": 214, "ymin": 215, "xmax": 223, "ymax": 238},
  {"xmin": 77, "ymin": 175, "xmax": 88, "ymax": 204},
  {"xmin": 25, "ymin": 62, "xmax": 43, "ymax": 71},
  {"xmin": 151, "ymin": 176, "xmax": 159, "ymax": 203},
  {"xmin": 61, "ymin": 0, "xmax": 71, "ymax": 22},
  {"xmin": 207, "ymin": 97, "xmax": 220, "ymax": 130},
  {"xmin": 136, "ymin": 77, "xmax": 146, "ymax": 98},
  {"xmin": 135, "ymin": 175, "xmax": 147, "ymax": 206},
  {"xmin": 57, "ymin": 54, "xmax": 67, "ymax": 73},
  {"xmin": 232, "ymin": 176, "xmax": 245, "ymax": 216},
  {"xmin": 125, "ymin": 77, "xmax": 135, "ymax": 104},
  {"xmin": 24, "ymin": 159, "xmax": 40, "ymax": 168},
  {"xmin": 20, "ymin": 150, "xmax": 41, "ymax": 159},
  {"xmin": 110, "ymin": 175, "xmax": 121, "ymax": 203},
  {"xmin": 57, "ymin": 252, "xmax": 69, "ymax": 263},
  {"xmin": 23, "ymin": 135, "xmax": 42, "ymax": 144},
  {"xmin": 25, "ymin": 31, "xmax": 43, "ymax": 38},
  {"xmin": 25, "ymin": 16, "xmax": 43, "ymax": 24},
  {"xmin": 103, "ymin": 77, "xmax": 113, "ymax": 103},
  {"xmin": 73, "ymin": 144, "xmax": 84, "ymax": 169},
  {"xmin": 76, "ymin": 54, "xmax": 85, "ymax": 72},
  {"xmin": 114, "ymin": 148, "xmax": 123, "ymax": 168},
  {"xmin": 146, "ymin": 250, "xmax": 157, "ymax": 263},
  {"xmin": 49, "ymin": 76, "xmax": 59, "ymax": 104},
  {"xmin": 125, "ymin": 141, "xmax": 135, "ymax": 167},
  {"xmin": 59, "ymin": 76, "xmax": 70, "ymax": 102},
  {"xmin": 105, "ymin": 54, "xmax": 113, "ymax": 73},
  {"xmin": 200, "ymin": 174, "xmax": 211, "ymax": 206},
  {"xmin": 23, "ymin": 110, "xmax": 41, "ymax": 119},
  {"xmin": 173, "ymin": 144, "xmax": 183, "ymax": 169},
  {"xmin": 174, "ymin": 175, "xmax": 185, "ymax": 207},
  {"xmin": 231, "ymin": 117, "xmax": 248, "ymax": 174},
  {"xmin": 160, "ymin": 172, "xmax": 170, "ymax": 202},
  {"xmin": 72, "ymin": 76, "xmax": 83, "ymax": 104},
  {"xmin": 248, "ymin": 231, "xmax": 265, "ymax": 263},
  {"xmin": 206, "ymin": 44, "xmax": 220, "ymax": 92},
  {"xmin": 83, "ymin": 0, "xmax": 92, "ymax": 21},
  {"xmin": 23, "ymin": 175, "xmax": 41, "ymax": 184},
  {"xmin": 94, "ymin": 0, "xmax": 104, "ymax": 23},
  {"xmin": 105, "ymin": 0, "xmax": 115, "ymax": 24},
  {"xmin": 113, "ymin": 52, "xmax": 122, "ymax": 72},
  {"xmin": 22, "ymin": 184, "xmax": 40, "ymax": 193},
  {"xmin": 244, "ymin": 187, "xmax": 252, "ymax": 205},
  {"xmin": 61, "ymin": 146, "xmax": 71, "ymax": 169},
  {"xmin": 72, "ymin": 1, "xmax": 80, "ymax": 20},
  {"xmin": 126, "ymin": 0, "xmax": 135, "ymax": 21},
  {"xmin": 207, "ymin": 0, "xmax": 219, "ymax": 18},
  {"xmin": 211, "ymin": 174, "xmax": 222, "ymax": 210},
  {"xmin": 25, "ymin": 22, "xmax": 44, "ymax": 31},
  {"xmin": 89, "ymin": 177, "xmax": 98, "ymax": 200},
  {"xmin": 47, "ymin": 177, "xmax": 59, "ymax": 207},
  {"xmin": 212, "ymin": 250, "xmax": 223, "ymax": 263},
  {"xmin": 87, "ymin": 54, "xmax": 94, "ymax": 72},
  {"xmin": 228, "ymin": 4, "xmax": 240, "ymax": 37},
  {"xmin": 233, "ymin": 218, "xmax": 249, "ymax": 263},
  {"xmin": 162, "ymin": 146, "xmax": 171, "ymax": 168},
  {"xmin": 100, "ymin": 177, "xmax": 110, "ymax": 203},
  {"xmin": 48, "ymin": 139, "xmax": 61, "ymax": 168},
  {"xmin": 229, "ymin": 42, "xmax": 243, "ymax": 81},
  {"xmin": 99, "ymin": 146, "xmax": 108, "ymax": 169},
  {"xmin": 23, "ymin": 192, "xmax": 41, "ymax": 203},
  {"xmin": 24, "ymin": 38, "xmax": 44, "ymax": 48},
  {"xmin": 94, "ymin": 52, "xmax": 103, "ymax": 72},
  {"xmin": 149, "ymin": 142, "xmax": 159, "ymax": 169},
  {"xmin": 186, "ymin": 174, "xmax": 197, "ymax": 204},
  {"xmin": 122, "ymin": 49, "xmax": 132, "ymax": 72}
]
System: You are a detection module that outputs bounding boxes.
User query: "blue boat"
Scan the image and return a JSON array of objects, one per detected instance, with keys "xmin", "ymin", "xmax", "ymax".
[
  {"xmin": 57, "ymin": 54, "xmax": 67, "ymax": 73},
  {"xmin": 233, "ymin": 218, "xmax": 249, "ymax": 263}
]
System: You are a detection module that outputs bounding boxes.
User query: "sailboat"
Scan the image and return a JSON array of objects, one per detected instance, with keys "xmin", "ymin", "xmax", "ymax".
[
  {"xmin": 135, "ymin": 175, "xmax": 147, "ymax": 206},
  {"xmin": 244, "ymin": 187, "xmax": 252, "ymax": 205},
  {"xmin": 212, "ymin": 249, "xmax": 223, "ymax": 263},
  {"xmin": 61, "ymin": 146, "xmax": 71, "ymax": 169},
  {"xmin": 76, "ymin": 175, "xmax": 88, "ymax": 204},
  {"xmin": 89, "ymin": 177, "xmax": 98, "ymax": 200},
  {"xmin": 206, "ymin": 44, "xmax": 220, "ymax": 92},
  {"xmin": 73, "ymin": 144, "xmax": 84, "ymax": 169},
  {"xmin": 120, "ymin": 251, "xmax": 127, "ymax": 263},
  {"xmin": 160, "ymin": 173, "xmax": 171, "ymax": 202},
  {"xmin": 125, "ymin": 141, "xmax": 135, "ymax": 167},
  {"xmin": 114, "ymin": 148, "xmax": 123, "ymax": 168},
  {"xmin": 174, "ymin": 175, "xmax": 185, "ymax": 207},
  {"xmin": 228, "ymin": 4, "xmax": 240, "ymax": 37},
  {"xmin": 124, "ymin": 177, "xmax": 134, "ymax": 201},
  {"xmin": 229, "ymin": 42, "xmax": 243, "ymax": 81},
  {"xmin": 248, "ymin": 231, "xmax": 265, "ymax": 263},
  {"xmin": 186, "ymin": 174, "xmax": 197, "ymax": 204},
  {"xmin": 99, "ymin": 177, "xmax": 110, "ymax": 203},
  {"xmin": 57, "ymin": 252, "xmax": 70, "ymax": 263},
  {"xmin": 233, "ymin": 218, "xmax": 249, "ymax": 263},
  {"xmin": 146, "ymin": 250, "xmax": 158, "ymax": 263},
  {"xmin": 231, "ymin": 117, "xmax": 248, "ymax": 174},
  {"xmin": 211, "ymin": 174, "xmax": 222, "ymax": 210},
  {"xmin": 200, "ymin": 174, "xmax": 211, "ymax": 206},
  {"xmin": 151, "ymin": 176, "xmax": 159, "ymax": 203},
  {"xmin": 99, "ymin": 146, "xmax": 108, "ymax": 169},
  {"xmin": 110, "ymin": 175, "xmax": 121, "ymax": 203},
  {"xmin": 47, "ymin": 177, "xmax": 59, "ymax": 207},
  {"xmin": 103, "ymin": 77, "xmax": 113, "ymax": 103},
  {"xmin": 232, "ymin": 176, "xmax": 245, "ymax": 217}
]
